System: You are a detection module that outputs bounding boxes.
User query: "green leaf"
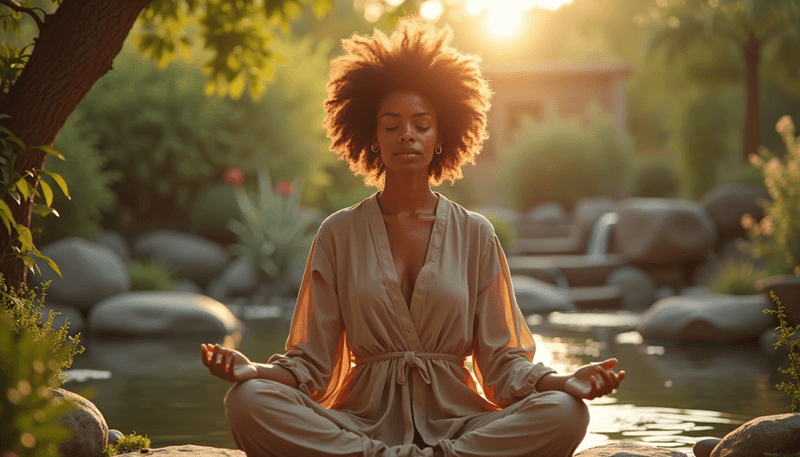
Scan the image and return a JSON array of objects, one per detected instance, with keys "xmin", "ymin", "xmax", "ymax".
[
  {"xmin": 33, "ymin": 250, "xmax": 61, "ymax": 277},
  {"xmin": 8, "ymin": 190, "xmax": 20, "ymax": 205},
  {"xmin": 13, "ymin": 223, "xmax": 33, "ymax": 251},
  {"xmin": 0, "ymin": 125, "xmax": 13, "ymax": 137},
  {"xmin": 32, "ymin": 204, "xmax": 59, "ymax": 218},
  {"xmin": 40, "ymin": 170, "xmax": 70, "ymax": 199},
  {"xmin": 0, "ymin": 199, "xmax": 13, "ymax": 233},
  {"xmin": 39, "ymin": 178, "xmax": 53, "ymax": 207},
  {"xmin": 6, "ymin": 135, "xmax": 25, "ymax": 150},
  {"xmin": 20, "ymin": 253, "xmax": 38, "ymax": 274},
  {"xmin": 36, "ymin": 144, "xmax": 65, "ymax": 160},
  {"xmin": 14, "ymin": 178, "xmax": 30, "ymax": 200},
  {"xmin": 0, "ymin": 114, "xmax": 10, "ymax": 120}
]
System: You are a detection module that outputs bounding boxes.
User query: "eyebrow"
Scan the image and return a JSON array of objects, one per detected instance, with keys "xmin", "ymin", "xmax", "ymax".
[{"xmin": 380, "ymin": 112, "xmax": 433, "ymax": 119}]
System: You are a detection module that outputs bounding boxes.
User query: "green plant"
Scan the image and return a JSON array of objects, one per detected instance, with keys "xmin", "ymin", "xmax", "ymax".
[
  {"xmin": 742, "ymin": 115, "xmax": 800, "ymax": 276},
  {"xmin": 763, "ymin": 291, "xmax": 800, "ymax": 413},
  {"xmin": 484, "ymin": 215, "xmax": 517, "ymax": 252},
  {"xmin": 228, "ymin": 170, "xmax": 316, "ymax": 281},
  {"xmin": 630, "ymin": 159, "xmax": 680, "ymax": 198},
  {"xmin": 33, "ymin": 109, "xmax": 122, "ymax": 245},
  {"xmin": 0, "ymin": 115, "xmax": 68, "ymax": 278},
  {"xmin": 0, "ymin": 274, "xmax": 84, "ymax": 457},
  {"xmin": 101, "ymin": 431, "xmax": 151, "ymax": 456},
  {"xmin": 129, "ymin": 260, "xmax": 176, "ymax": 292},
  {"xmin": 498, "ymin": 103, "xmax": 635, "ymax": 211},
  {"xmin": 708, "ymin": 258, "xmax": 770, "ymax": 295}
]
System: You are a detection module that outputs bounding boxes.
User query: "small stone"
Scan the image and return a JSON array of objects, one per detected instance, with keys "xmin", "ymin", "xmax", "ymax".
[
  {"xmin": 108, "ymin": 429, "xmax": 124, "ymax": 445},
  {"xmin": 141, "ymin": 448, "xmax": 150, "ymax": 454},
  {"xmin": 693, "ymin": 438, "xmax": 720, "ymax": 457}
]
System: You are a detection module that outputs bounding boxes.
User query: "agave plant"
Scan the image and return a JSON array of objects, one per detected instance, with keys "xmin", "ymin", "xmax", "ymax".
[{"xmin": 227, "ymin": 170, "xmax": 316, "ymax": 282}]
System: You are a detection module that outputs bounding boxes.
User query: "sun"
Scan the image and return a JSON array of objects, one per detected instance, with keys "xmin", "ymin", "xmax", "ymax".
[{"xmin": 465, "ymin": 0, "xmax": 576, "ymax": 39}]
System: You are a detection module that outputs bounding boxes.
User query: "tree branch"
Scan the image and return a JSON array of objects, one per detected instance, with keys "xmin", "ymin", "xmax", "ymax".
[{"xmin": 0, "ymin": 0, "xmax": 45, "ymax": 30}]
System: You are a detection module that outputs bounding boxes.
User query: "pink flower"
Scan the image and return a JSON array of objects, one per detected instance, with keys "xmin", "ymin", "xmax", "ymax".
[
  {"xmin": 776, "ymin": 115, "xmax": 794, "ymax": 135},
  {"xmin": 277, "ymin": 181, "xmax": 294, "ymax": 196},
  {"xmin": 748, "ymin": 153, "xmax": 762, "ymax": 166},
  {"xmin": 760, "ymin": 216, "xmax": 774, "ymax": 236},
  {"xmin": 766, "ymin": 158, "xmax": 780, "ymax": 175},
  {"xmin": 740, "ymin": 213, "xmax": 755, "ymax": 230},
  {"xmin": 223, "ymin": 167, "xmax": 245, "ymax": 186}
]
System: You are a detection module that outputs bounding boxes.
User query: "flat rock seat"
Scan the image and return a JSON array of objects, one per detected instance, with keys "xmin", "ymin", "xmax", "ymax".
[
  {"xmin": 507, "ymin": 254, "xmax": 626, "ymax": 287},
  {"xmin": 509, "ymin": 236, "xmax": 585, "ymax": 256},
  {"xmin": 567, "ymin": 285, "xmax": 623, "ymax": 310}
]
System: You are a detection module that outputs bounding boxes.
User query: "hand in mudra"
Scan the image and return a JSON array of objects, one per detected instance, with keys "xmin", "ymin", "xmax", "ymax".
[
  {"xmin": 201, "ymin": 343, "xmax": 258, "ymax": 383},
  {"xmin": 564, "ymin": 358, "xmax": 625, "ymax": 400}
]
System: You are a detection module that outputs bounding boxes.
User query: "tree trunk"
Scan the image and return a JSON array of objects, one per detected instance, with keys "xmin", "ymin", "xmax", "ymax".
[
  {"xmin": 742, "ymin": 31, "xmax": 761, "ymax": 162},
  {"xmin": 0, "ymin": 0, "xmax": 152, "ymax": 290}
]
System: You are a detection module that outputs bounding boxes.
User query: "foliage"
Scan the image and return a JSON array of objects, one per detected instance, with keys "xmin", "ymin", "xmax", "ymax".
[
  {"xmin": 742, "ymin": 116, "xmax": 800, "ymax": 275},
  {"xmin": 189, "ymin": 182, "xmax": 242, "ymax": 241},
  {"xmin": 75, "ymin": 35, "xmax": 333, "ymax": 236},
  {"xmin": 498, "ymin": 103, "xmax": 635, "ymax": 211},
  {"xmin": 1, "ymin": 276, "xmax": 84, "ymax": 385},
  {"xmin": 33, "ymin": 109, "xmax": 122, "ymax": 245},
  {"xmin": 0, "ymin": 273, "xmax": 85, "ymax": 457},
  {"xmin": 708, "ymin": 257, "xmax": 769, "ymax": 295},
  {"xmin": 102, "ymin": 431, "xmax": 151, "ymax": 455},
  {"xmin": 129, "ymin": 260, "xmax": 176, "ymax": 292},
  {"xmin": 673, "ymin": 88, "xmax": 744, "ymax": 198},
  {"xmin": 228, "ymin": 170, "xmax": 316, "ymax": 281},
  {"xmin": 484, "ymin": 215, "xmax": 517, "ymax": 252},
  {"xmin": 629, "ymin": 159, "xmax": 680, "ymax": 198},
  {"xmin": 0, "ymin": 115, "xmax": 67, "ymax": 278},
  {"xmin": 763, "ymin": 291, "xmax": 800, "ymax": 413}
]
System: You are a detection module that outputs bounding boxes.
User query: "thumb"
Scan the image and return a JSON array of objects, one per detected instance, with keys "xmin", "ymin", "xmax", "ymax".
[{"xmin": 597, "ymin": 358, "xmax": 618, "ymax": 370}]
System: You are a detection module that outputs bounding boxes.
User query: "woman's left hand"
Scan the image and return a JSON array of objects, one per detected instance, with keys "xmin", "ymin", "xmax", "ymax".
[{"xmin": 564, "ymin": 358, "xmax": 625, "ymax": 400}]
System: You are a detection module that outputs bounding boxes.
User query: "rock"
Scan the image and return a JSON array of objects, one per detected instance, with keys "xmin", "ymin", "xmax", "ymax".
[
  {"xmin": 94, "ymin": 230, "xmax": 132, "ymax": 265},
  {"xmin": 711, "ymin": 413, "xmax": 800, "ymax": 457},
  {"xmin": 757, "ymin": 275, "xmax": 800, "ymax": 327},
  {"xmin": 31, "ymin": 237, "xmax": 130, "ymax": 313},
  {"xmin": 575, "ymin": 443, "xmax": 687, "ymax": 456},
  {"xmin": 512, "ymin": 275, "xmax": 575, "ymax": 314},
  {"xmin": 654, "ymin": 286, "xmax": 677, "ymax": 301},
  {"xmin": 144, "ymin": 446, "xmax": 244, "ymax": 456},
  {"xmin": 108, "ymin": 429, "xmax": 124, "ymax": 445},
  {"xmin": 51, "ymin": 388, "xmax": 108, "ymax": 457},
  {"xmin": 693, "ymin": 438, "xmax": 720, "ymax": 457},
  {"xmin": 218, "ymin": 258, "xmax": 260, "ymax": 297},
  {"xmin": 88, "ymin": 292, "xmax": 243, "ymax": 337},
  {"xmin": 681, "ymin": 285, "xmax": 711, "ymax": 296},
  {"xmin": 606, "ymin": 266, "xmax": 657, "ymax": 311},
  {"xmin": 526, "ymin": 202, "xmax": 570, "ymax": 224},
  {"xmin": 171, "ymin": 278, "xmax": 204, "ymax": 295},
  {"xmin": 614, "ymin": 198, "xmax": 717, "ymax": 267},
  {"xmin": 134, "ymin": 230, "xmax": 229, "ymax": 284},
  {"xmin": 700, "ymin": 184, "xmax": 769, "ymax": 241},
  {"xmin": 637, "ymin": 294, "xmax": 774, "ymax": 342},
  {"xmin": 40, "ymin": 303, "xmax": 84, "ymax": 335}
]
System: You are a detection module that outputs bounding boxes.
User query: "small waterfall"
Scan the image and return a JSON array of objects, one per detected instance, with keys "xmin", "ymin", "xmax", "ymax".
[{"xmin": 585, "ymin": 211, "xmax": 618, "ymax": 261}]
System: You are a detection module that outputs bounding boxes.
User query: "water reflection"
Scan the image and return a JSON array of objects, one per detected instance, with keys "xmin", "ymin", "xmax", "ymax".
[{"xmin": 61, "ymin": 313, "xmax": 787, "ymax": 453}]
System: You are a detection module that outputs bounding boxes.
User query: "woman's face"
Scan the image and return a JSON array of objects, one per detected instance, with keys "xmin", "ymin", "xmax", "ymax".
[{"xmin": 374, "ymin": 90, "xmax": 441, "ymax": 177}]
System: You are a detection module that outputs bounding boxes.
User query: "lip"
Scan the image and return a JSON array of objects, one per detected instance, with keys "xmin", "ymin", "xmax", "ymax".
[{"xmin": 394, "ymin": 148, "xmax": 421, "ymax": 156}]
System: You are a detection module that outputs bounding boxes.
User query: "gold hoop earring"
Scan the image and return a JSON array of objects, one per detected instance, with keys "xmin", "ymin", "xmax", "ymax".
[
  {"xmin": 434, "ymin": 146, "xmax": 442, "ymax": 155},
  {"xmin": 371, "ymin": 144, "xmax": 380, "ymax": 153}
]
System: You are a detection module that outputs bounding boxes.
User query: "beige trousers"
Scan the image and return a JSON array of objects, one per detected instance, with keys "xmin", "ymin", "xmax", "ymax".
[{"xmin": 225, "ymin": 379, "xmax": 589, "ymax": 457}]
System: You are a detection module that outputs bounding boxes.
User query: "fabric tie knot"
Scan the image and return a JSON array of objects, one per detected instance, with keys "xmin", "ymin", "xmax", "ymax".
[{"xmin": 397, "ymin": 351, "xmax": 432, "ymax": 385}]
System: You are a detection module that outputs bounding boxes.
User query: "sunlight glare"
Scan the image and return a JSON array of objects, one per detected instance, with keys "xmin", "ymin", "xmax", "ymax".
[
  {"xmin": 486, "ymin": 7, "xmax": 523, "ymax": 38},
  {"xmin": 386, "ymin": 0, "xmax": 405, "ymax": 6},
  {"xmin": 466, "ymin": 0, "xmax": 575, "ymax": 38},
  {"xmin": 420, "ymin": 0, "xmax": 444, "ymax": 21},
  {"xmin": 364, "ymin": 2, "xmax": 384, "ymax": 22}
]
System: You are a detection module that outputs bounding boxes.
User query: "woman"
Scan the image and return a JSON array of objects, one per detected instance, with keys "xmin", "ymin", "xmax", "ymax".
[{"xmin": 201, "ymin": 17, "xmax": 624, "ymax": 457}]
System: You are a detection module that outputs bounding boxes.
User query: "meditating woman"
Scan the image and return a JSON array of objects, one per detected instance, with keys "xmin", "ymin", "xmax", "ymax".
[{"xmin": 201, "ymin": 16, "xmax": 624, "ymax": 457}]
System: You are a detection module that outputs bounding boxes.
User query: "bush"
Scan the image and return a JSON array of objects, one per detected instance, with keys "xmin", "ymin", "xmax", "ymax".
[
  {"xmin": 0, "ymin": 275, "xmax": 84, "ymax": 456},
  {"xmin": 708, "ymin": 258, "xmax": 769, "ymax": 295},
  {"xmin": 129, "ymin": 260, "xmax": 176, "ymax": 292},
  {"xmin": 103, "ymin": 431, "xmax": 151, "ymax": 455},
  {"xmin": 742, "ymin": 115, "xmax": 800, "ymax": 276},
  {"xmin": 35, "ymin": 109, "xmax": 122, "ymax": 245},
  {"xmin": 629, "ymin": 159, "xmax": 680, "ymax": 198},
  {"xmin": 189, "ymin": 182, "xmax": 242, "ymax": 243},
  {"xmin": 498, "ymin": 103, "xmax": 635, "ymax": 211}
]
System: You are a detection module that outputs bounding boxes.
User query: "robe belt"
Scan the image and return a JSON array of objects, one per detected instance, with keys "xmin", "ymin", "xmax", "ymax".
[{"xmin": 355, "ymin": 351, "xmax": 465, "ymax": 385}]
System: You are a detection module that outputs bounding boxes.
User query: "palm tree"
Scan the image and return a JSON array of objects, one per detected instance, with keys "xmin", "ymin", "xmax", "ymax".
[{"xmin": 644, "ymin": 0, "xmax": 800, "ymax": 162}]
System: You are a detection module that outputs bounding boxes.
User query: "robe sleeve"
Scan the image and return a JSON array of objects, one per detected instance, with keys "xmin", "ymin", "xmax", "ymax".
[
  {"xmin": 471, "ymin": 234, "xmax": 557, "ymax": 408},
  {"xmin": 268, "ymin": 232, "xmax": 351, "ymax": 407}
]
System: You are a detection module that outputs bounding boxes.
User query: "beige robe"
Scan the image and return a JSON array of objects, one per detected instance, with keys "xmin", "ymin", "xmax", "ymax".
[{"xmin": 269, "ymin": 192, "xmax": 556, "ymax": 447}]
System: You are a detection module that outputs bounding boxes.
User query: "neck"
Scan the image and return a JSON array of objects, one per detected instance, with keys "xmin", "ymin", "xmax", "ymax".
[{"xmin": 378, "ymin": 170, "xmax": 437, "ymax": 216}]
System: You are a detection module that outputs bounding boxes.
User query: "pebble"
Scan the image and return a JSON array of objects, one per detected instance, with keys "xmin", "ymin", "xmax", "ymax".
[{"xmin": 693, "ymin": 438, "xmax": 720, "ymax": 457}]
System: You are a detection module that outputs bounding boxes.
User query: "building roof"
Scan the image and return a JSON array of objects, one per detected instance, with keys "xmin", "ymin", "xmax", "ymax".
[{"xmin": 485, "ymin": 61, "xmax": 633, "ymax": 80}]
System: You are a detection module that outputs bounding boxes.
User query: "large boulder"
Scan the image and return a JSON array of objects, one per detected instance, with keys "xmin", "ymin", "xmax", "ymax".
[
  {"xmin": 637, "ymin": 294, "xmax": 773, "ymax": 342},
  {"xmin": 757, "ymin": 275, "xmax": 800, "ymax": 327},
  {"xmin": 605, "ymin": 266, "xmax": 657, "ymax": 311},
  {"xmin": 512, "ymin": 275, "xmax": 575, "ymax": 314},
  {"xmin": 614, "ymin": 198, "xmax": 717, "ymax": 268},
  {"xmin": 526, "ymin": 202, "xmax": 570, "ymax": 224},
  {"xmin": 574, "ymin": 197, "xmax": 618, "ymax": 251},
  {"xmin": 32, "ymin": 237, "xmax": 129, "ymax": 313},
  {"xmin": 700, "ymin": 184, "xmax": 769, "ymax": 241},
  {"xmin": 711, "ymin": 413, "xmax": 800, "ymax": 457},
  {"xmin": 93, "ymin": 230, "xmax": 131, "ymax": 265},
  {"xmin": 575, "ymin": 443, "xmax": 687, "ymax": 456},
  {"xmin": 134, "ymin": 230, "xmax": 229, "ymax": 284},
  {"xmin": 51, "ymin": 388, "xmax": 108, "ymax": 457},
  {"xmin": 88, "ymin": 292, "xmax": 243, "ymax": 337},
  {"xmin": 207, "ymin": 258, "xmax": 260, "ymax": 300}
]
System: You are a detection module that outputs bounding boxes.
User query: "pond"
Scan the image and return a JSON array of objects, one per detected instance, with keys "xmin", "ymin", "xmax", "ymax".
[{"xmin": 63, "ymin": 309, "xmax": 791, "ymax": 456}]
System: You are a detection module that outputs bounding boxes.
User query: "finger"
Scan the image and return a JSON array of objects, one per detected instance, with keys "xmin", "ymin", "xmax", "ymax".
[
  {"xmin": 201, "ymin": 344, "xmax": 210, "ymax": 367},
  {"xmin": 598, "ymin": 358, "xmax": 618, "ymax": 369},
  {"xmin": 212, "ymin": 345, "xmax": 224, "ymax": 375},
  {"xmin": 595, "ymin": 368, "xmax": 613, "ymax": 393},
  {"xmin": 227, "ymin": 353, "xmax": 237, "ymax": 381},
  {"xmin": 215, "ymin": 347, "xmax": 227, "ymax": 374}
]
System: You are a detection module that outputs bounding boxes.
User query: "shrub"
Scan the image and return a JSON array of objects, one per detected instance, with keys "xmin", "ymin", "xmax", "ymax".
[
  {"xmin": 708, "ymin": 258, "xmax": 769, "ymax": 295},
  {"xmin": 484, "ymin": 215, "xmax": 517, "ymax": 252},
  {"xmin": 763, "ymin": 291, "xmax": 800, "ymax": 413},
  {"xmin": 35, "ymin": 109, "xmax": 122, "ymax": 245},
  {"xmin": 742, "ymin": 115, "xmax": 800, "ymax": 276},
  {"xmin": 0, "ymin": 275, "xmax": 84, "ymax": 456},
  {"xmin": 129, "ymin": 260, "xmax": 176, "ymax": 292},
  {"xmin": 498, "ymin": 103, "xmax": 635, "ymax": 211},
  {"xmin": 189, "ymin": 182, "xmax": 242, "ymax": 242},
  {"xmin": 228, "ymin": 170, "xmax": 316, "ymax": 282},
  {"xmin": 629, "ymin": 159, "xmax": 680, "ymax": 198}
]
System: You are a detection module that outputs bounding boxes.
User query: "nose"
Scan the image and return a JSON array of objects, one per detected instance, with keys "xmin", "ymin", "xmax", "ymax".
[{"xmin": 399, "ymin": 123, "xmax": 415, "ymax": 143}]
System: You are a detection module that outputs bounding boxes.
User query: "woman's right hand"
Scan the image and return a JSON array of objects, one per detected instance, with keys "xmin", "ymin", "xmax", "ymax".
[{"xmin": 201, "ymin": 343, "xmax": 258, "ymax": 383}]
